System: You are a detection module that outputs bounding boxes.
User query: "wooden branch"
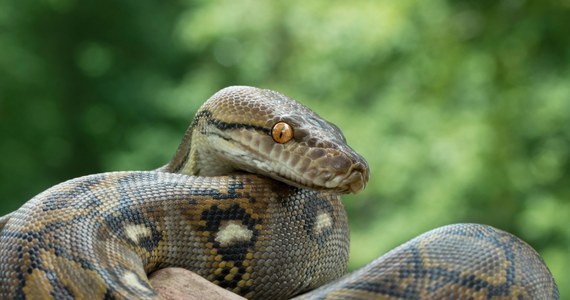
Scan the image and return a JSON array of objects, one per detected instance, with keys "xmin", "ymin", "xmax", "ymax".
[{"xmin": 149, "ymin": 267, "xmax": 246, "ymax": 300}]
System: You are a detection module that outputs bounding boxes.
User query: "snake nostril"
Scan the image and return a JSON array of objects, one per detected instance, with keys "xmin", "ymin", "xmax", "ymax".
[{"xmin": 346, "ymin": 162, "xmax": 369, "ymax": 193}]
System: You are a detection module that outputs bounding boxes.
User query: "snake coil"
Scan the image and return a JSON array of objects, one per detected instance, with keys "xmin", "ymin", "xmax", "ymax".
[{"xmin": 0, "ymin": 86, "xmax": 559, "ymax": 299}]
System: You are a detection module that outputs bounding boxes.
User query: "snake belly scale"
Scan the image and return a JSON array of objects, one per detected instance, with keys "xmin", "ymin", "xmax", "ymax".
[{"xmin": 0, "ymin": 86, "xmax": 559, "ymax": 299}]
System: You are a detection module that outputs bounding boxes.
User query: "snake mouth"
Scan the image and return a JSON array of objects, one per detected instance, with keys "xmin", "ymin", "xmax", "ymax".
[
  {"xmin": 336, "ymin": 161, "xmax": 369, "ymax": 194},
  {"xmin": 320, "ymin": 159, "xmax": 369, "ymax": 194},
  {"xmin": 279, "ymin": 168, "xmax": 367, "ymax": 194},
  {"xmin": 271, "ymin": 150, "xmax": 369, "ymax": 194}
]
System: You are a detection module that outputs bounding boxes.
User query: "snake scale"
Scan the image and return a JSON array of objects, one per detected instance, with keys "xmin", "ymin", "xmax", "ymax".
[{"xmin": 0, "ymin": 86, "xmax": 559, "ymax": 299}]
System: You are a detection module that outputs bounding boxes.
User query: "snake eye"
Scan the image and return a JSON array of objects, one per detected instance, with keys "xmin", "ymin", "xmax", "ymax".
[{"xmin": 271, "ymin": 122, "xmax": 294, "ymax": 144}]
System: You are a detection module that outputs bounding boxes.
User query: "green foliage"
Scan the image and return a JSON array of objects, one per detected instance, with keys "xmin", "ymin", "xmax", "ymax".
[{"xmin": 1, "ymin": 0, "xmax": 568, "ymax": 295}]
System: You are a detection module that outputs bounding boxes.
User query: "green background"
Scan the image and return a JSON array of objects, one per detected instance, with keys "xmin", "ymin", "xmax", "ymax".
[{"xmin": 1, "ymin": 0, "xmax": 568, "ymax": 296}]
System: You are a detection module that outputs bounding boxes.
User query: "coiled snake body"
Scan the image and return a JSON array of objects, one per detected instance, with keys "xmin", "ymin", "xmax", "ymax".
[{"xmin": 0, "ymin": 86, "xmax": 559, "ymax": 299}]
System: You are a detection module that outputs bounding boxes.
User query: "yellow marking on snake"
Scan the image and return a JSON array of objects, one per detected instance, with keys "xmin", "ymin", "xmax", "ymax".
[
  {"xmin": 22, "ymin": 269, "xmax": 52, "ymax": 297},
  {"xmin": 121, "ymin": 270, "xmax": 153, "ymax": 294},
  {"xmin": 215, "ymin": 220, "xmax": 253, "ymax": 247},
  {"xmin": 314, "ymin": 212, "xmax": 332, "ymax": 234},
  {"xmin": 124, "ymin": 223, "xmax": 152, "ymax": 243}
]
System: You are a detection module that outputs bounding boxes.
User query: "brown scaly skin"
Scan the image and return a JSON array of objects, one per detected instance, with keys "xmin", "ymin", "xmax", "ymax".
[
  {"xmin": 0, "ymin": 172, "xmax": 348, "ymax": 299},
  {"xmin": 294, "ymin": 224, "xmax": 559, "ymax": 299},
  {"xmin": 0, "ymin": 86, "xmax": 559, "ymax": 299}
]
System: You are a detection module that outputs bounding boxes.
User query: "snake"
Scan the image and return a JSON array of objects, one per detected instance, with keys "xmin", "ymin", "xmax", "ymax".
[{"xmin": 0, "ymin": 86, "xmax": 559, "ymax": 299}]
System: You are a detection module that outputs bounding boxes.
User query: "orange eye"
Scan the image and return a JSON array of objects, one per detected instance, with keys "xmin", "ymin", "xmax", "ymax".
[{"xmin": 271, "ymin": 122, "xmax": 294, "ymax": 144}]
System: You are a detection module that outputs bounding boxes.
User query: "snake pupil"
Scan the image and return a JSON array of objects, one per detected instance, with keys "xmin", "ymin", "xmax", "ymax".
[{"xmin": 272, "ymin": 122, "xmax": 294, "ymax": 144}]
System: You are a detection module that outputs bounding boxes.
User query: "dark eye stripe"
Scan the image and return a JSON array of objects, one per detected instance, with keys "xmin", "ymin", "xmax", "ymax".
[
  {"xmin": 191, "ymin": 110, "xmax": 270, "ymax": 135},
  {"xmin": 208, "ymin": 118, "xmax": 271, "ymax": 136}
]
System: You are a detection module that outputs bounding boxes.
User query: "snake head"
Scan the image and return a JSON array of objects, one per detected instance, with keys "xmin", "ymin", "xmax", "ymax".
[{"xmin": 174, "ymin": 86, "xmax": 369, "ymax": 194}]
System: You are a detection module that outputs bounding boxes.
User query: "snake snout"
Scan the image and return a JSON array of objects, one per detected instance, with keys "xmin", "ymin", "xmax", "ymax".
[
  {"xmin": 342, "ymin": 160, "xmax": 369, "ymax": 194},
  {"xmin": 317, "ymin": 151, "xmax": 369, "ymax": 194}
]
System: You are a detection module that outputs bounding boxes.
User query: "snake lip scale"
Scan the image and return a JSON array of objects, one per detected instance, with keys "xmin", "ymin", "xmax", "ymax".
[{"xmin": 0, "ymin": 86, "xmax": 559, "ymax": 299}]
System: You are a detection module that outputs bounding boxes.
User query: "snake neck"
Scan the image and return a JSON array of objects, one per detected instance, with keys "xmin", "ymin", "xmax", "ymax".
[
  {"xmin": 161, "ymin": 118, "xmax": 236, "ymax": 176},
  {"xmin": 159, "ymin": 122, "xmax": 194, "ymax": 174}
]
